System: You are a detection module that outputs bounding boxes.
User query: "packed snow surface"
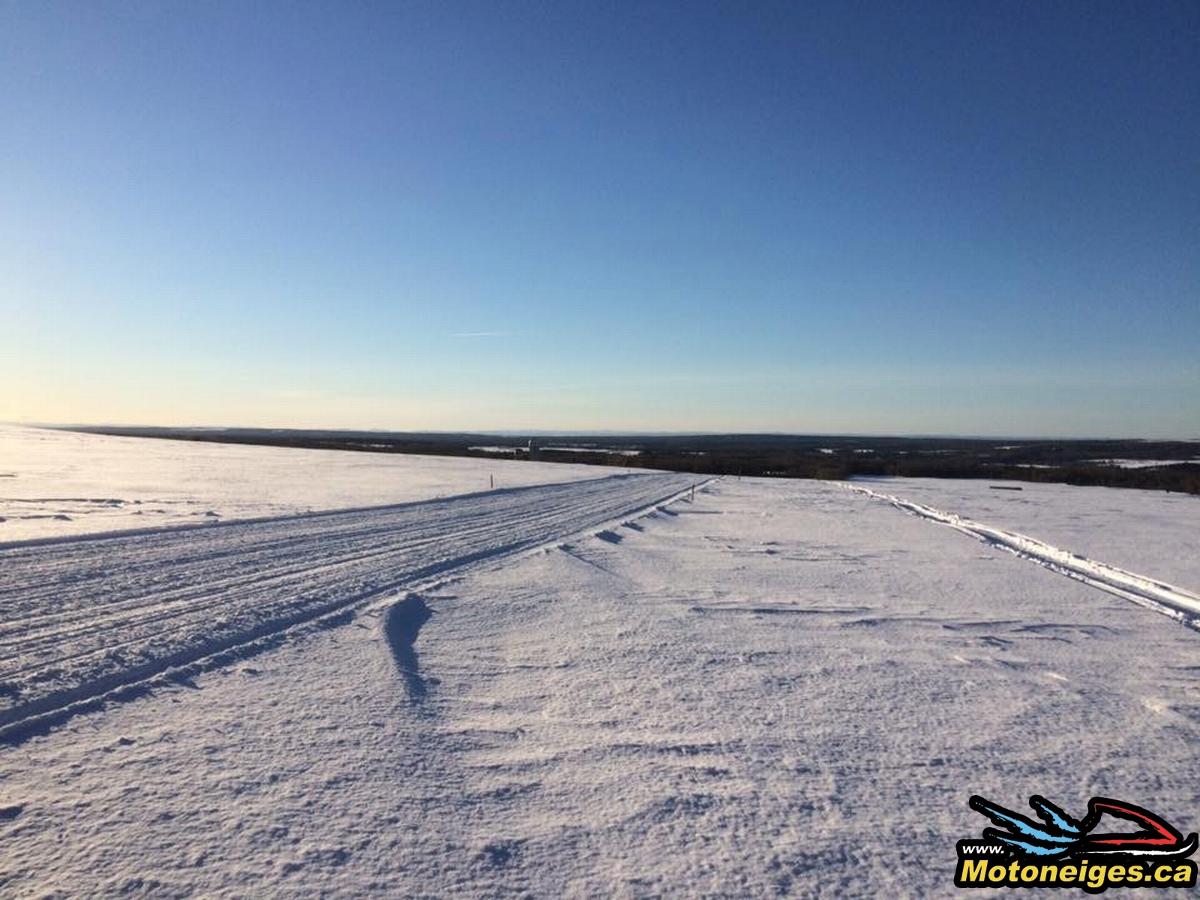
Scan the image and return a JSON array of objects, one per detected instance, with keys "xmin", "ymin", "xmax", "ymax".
[
  {"xmin": 0, "ymin": 436, "xmax": 1198, "ymax": 897},
  {"xmin": 0, "ymin": 426, "xmax": 612, "ymax": 542},
  {"xmin": 0, "ymin": 472, "xmax": 694, "ymax": 739}
]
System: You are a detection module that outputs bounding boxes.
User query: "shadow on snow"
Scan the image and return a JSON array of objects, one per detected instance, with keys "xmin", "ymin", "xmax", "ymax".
[{"xmin": 384, "ymin": 595, "xmax": 433, "ymax": 701}]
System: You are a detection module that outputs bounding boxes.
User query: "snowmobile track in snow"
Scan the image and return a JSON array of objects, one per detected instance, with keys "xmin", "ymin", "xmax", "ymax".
[
  {"xmin": 0, "ymin": 473, "xmax": 697, "ymax": 741},
  {"xmin": 844, "ymin": 483, "xmax": 1200, "ymax": 630}
]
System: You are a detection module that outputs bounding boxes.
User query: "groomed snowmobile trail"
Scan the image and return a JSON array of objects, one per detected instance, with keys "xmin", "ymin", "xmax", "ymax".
[{"xmin": 0, "ymin": 473, "xmax": 697, "ymax": 740}]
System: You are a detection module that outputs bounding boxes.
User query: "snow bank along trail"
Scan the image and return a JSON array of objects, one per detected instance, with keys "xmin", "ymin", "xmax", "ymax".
[
  {"xmin": 0, "ymin": 473, "xmax": 695, "ymax": 739},
  {"xmin": 844, "ymin": 483, "xmax": 1200, "ymax": 629}
]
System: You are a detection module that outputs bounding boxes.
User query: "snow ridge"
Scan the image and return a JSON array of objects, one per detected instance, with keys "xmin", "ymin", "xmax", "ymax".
[{"xmin": 843, "ymin": 483, "xmax": 1200, "ymax": 630}]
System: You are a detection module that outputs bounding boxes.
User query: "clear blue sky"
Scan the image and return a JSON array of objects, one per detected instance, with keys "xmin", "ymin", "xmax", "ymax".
[{"xmin": 3, "ymin": 1, "xmax": 1197, "ymax": 436}]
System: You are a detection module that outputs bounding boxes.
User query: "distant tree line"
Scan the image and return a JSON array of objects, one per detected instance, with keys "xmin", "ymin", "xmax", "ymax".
[{"xmin": 65, "ymin": 427, "xmax": 1200, "ymax": 496}]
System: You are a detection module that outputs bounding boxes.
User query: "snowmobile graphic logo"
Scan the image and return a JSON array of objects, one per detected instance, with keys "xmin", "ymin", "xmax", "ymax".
[{"xmin": 955, "ymin": 794, "xmax": 1197, "ymax": 892}]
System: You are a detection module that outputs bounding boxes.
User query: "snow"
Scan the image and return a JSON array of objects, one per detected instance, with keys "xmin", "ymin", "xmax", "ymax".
[
  {"xmin": 844, "ymin": 482, "xmax": 1200, "ymax": 627},
  {"xmin": 0, "ymin": 426, "xmax": 610, "ymax": 542},
  {"xmin": 850, "ymin": 476, "xmax": 1200, "ymax": 590},
  {"xmin": 0, "ymin": 472, "xmax": 694, "ymax": 737},
  {"xmin": 1084, "ymin": 458, "xmax": 1199, "ymax": 469},
  {"xmin": 467, "ymin": 444, "xmax": 643, "ymax": 457},
  {"xmin": 541, "ymin": 446, "xmax": 643, "ymax": 456},
  {"xmin": 0, "ymin": 435, "xmax": 1198, "ymax": 896}
]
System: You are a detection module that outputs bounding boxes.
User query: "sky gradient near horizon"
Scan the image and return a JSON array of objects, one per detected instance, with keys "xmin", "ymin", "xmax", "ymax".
[{"xmin": 3, "ymin": 1, "xmax": 1197, "ymax": 437}]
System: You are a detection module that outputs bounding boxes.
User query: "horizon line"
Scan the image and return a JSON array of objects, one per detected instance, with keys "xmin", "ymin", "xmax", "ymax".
[{"xmin": 14, "ymin": 422, "xmax": 1200, "ymax": 444}]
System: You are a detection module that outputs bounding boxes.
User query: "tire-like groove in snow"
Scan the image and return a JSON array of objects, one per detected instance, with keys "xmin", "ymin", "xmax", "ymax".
[
  {"xmin": 843, "ymin": 482, "xmax": 1200, "ymax": 630},
  {"xmin": 0, "ymin": 473, "xmax": 699, "ymax": 741}
]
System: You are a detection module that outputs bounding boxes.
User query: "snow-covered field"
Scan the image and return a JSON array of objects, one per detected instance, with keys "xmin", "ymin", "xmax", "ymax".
[
  {"xmin": 1, "ymin": 430, "xmax": 1198, "ymax": 897},
  {"xmin": 1086, "ymin": 459, "xmax": 1199, "ymax": 469},
  {"xmin": 851, "ymin": 476, "xmax": 1200, "ymax": 589},
  {"xmin": 0, "ymin": 426, "xmax": 613, "ymax": 542}
]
